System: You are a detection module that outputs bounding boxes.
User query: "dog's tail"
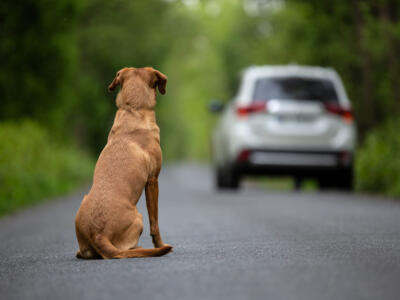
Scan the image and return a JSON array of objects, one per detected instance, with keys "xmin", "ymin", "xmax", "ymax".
[{"xmin": 92, "ymin": 235, "xmax": 172, "ymax": 259}]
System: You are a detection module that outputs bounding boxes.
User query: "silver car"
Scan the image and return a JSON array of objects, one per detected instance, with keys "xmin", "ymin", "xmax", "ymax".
[{"xmin": 210, "ymin": 65, "xmax": 356, "ymax": 190}]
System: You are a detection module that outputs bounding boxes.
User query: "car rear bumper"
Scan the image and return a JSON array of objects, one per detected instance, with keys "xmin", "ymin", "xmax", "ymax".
[{"xmin": 234, "ymin": 149, "xmax": 353, "ymax": 176}]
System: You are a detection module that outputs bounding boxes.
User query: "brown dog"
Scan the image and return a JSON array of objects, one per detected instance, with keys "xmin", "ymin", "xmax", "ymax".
[{"xmin": 75, "ymin": 67, "xmax": 172, "ymax": 259}]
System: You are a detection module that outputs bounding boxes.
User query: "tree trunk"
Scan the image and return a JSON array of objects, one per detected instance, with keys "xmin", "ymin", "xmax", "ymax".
[
  {"xmin": 379, "ymin": 0, "xmax": 400, "ymax": 114},
  {"xmin": 351, "ymin": 0, "xmax": 375, "ymax": 131}
]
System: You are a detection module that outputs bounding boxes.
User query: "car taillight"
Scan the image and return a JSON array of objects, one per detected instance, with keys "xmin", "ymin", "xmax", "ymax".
[
  {"xmin": 324, "ymin": 102, "xmax": 354, "ymax": 124},
  {"xmin": 236, "ymin": 101, "xmax": 267, "ymax": 117},
  {"xmin": 237, "ymin": 149, "xmax": 250, "ymax": 162},
  {"xmin": 339, "ymin": 151, "xmax": 352, "ymax": 166}
]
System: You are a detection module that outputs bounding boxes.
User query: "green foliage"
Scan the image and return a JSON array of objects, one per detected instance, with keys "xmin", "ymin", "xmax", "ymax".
[
  {"xmin": 159, "ymin": 0, "xmax": 247, "ymax": 160},
  {"xmin": 356, "ymin": 118, "xmax": 400, "ymax": 197},
  {"xmin": 250, "ymin": 1, "xmax": 400, "ymax": 138},
  {"xmin": 0, "ymin": 0, "xmax": 80, "ymax": 123},
  {"xmin": 0, "ymin": 121, "xmax": 94, "ymax": 215},
  {"xmin": 1, "ymin": 0, "xmax": 400, "ymax": 202},
  {"xmin": 73, "ymin": 0, "xmax": 176, "ymax": 153}
]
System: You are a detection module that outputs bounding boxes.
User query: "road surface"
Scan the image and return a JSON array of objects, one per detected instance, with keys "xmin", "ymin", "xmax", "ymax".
[{"xmin": 0, "ymin": 164, "xmax": 400, "ymax": 300}]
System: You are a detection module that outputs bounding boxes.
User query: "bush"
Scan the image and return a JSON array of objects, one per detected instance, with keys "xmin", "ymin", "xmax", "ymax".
[
  {"xmin": 0, "ymin": 120, "xmax": 94, "ymax": 216},
  {"xmin": 356, "ymin": 118, "xmax": 400, "ymax": 197}
]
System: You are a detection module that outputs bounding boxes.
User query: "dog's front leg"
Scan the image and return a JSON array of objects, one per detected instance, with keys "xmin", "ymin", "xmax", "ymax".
[{"xmin": 145, "ymin": 177, "xmax": 166, "ymax": 248}]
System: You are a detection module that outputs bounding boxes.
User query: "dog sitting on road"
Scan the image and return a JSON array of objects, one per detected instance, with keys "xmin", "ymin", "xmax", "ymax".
[{"xmin": 75, "ymin": 67, "xmax": 172, "ymax": 259}]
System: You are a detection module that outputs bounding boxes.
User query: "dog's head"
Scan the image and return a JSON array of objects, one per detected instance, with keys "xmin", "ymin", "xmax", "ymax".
[{"xmin": 108, "ymin": 67, "xmax": 167, "ymax": 95}]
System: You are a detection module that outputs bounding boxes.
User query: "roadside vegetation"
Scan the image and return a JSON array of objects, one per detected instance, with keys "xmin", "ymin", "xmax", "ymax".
[
  {"xmin": 1, "ymin": 0, "xmax": 400, "ymax": 214},
  {"xmin": 356, "ymin": 118, "xmax": 400, "ymax": 197},
  {"xmin": 0, "ymin": 121, "xmax": 93, "ymax": 216}
]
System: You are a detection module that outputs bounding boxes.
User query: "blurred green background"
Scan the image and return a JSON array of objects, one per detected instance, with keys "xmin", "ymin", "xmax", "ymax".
[{"xmin": 1, "ymin": 0, "xmax": 400, "ymax": 214}]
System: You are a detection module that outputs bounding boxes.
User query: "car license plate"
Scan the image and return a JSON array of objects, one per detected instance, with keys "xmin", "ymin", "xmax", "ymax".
[{"xmin": 276, "ymin": 114, "xmax": 314, "ymax": 123}]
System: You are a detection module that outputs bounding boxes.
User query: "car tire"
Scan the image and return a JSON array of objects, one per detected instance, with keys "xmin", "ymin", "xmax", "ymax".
[
  {"xmin": 318, "ymin": 168, "xmax": 353, "ymax": 191},
  {"xmin": 318, "ymin": 174, "xmax": 333, "ymax": 190},
  {"xmin": 337, "ymin": 168, "xmax": 354, "ymax": 191},
  {"xmin": 216, "ymin": 165, "xmax": 240, "ymax": 190}
]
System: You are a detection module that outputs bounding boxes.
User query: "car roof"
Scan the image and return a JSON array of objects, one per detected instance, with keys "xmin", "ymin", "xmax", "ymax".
[{"xmin": 235, "ymin": 65, "xmax": 350, "ymax": 107}]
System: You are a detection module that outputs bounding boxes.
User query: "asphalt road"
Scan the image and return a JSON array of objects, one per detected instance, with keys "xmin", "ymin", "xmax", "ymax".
[{"xmin": 1, "ymin": 164, "xmax": 400, "ymax": 300}]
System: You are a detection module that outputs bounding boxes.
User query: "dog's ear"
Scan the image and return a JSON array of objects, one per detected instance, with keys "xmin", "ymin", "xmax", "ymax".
[
  {"xmin": 153, "ymin": 69, "xmax": 167, "ymax": 95},
  {"xmin": 108, "ymin": 71, "xmax": 122, "ymax": 92}
]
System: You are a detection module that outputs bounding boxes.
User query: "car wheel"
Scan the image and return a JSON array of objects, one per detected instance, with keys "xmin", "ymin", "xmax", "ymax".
[
  {"xmin": 337, "ymin": 168, "xmax": 354, "ymax": 191},
  {"xmin": 318, "ymin": 168, "xmax": 353, "ymax": 191},
  {"xmin": 215, "ymin": 165, "xmax": 240, "ymax": 190},
  {"xmin": 318, "ymin": 174, "xmax": 333, "ymax": 190}
]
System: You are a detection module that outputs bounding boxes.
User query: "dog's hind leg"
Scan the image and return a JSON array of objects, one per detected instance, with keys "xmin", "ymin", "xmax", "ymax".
[
  {"xmin": 76, "ymin": 248, "xmax": 101, "ymax": 259},
  {"xmin": 76, "ymin": 234, "xmax": 101, "ymax": 259},
  {"xmin": 114, "ymin": 209, "xmax": 144, "ymax": 251},
  {"xmin": 75, "ymin": 223, "xmax": 102, "ymax": 259}
]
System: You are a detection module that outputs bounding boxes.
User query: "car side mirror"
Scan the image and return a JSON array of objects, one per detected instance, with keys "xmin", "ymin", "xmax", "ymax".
[{"xmin": 208, "ymin": 100, "xmax": 225, "ymax": 113}]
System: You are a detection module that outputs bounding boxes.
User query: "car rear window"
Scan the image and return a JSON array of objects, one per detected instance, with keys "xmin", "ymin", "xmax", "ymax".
[{"xmin": 252, "ymin": 77, "xmax": 339, "ymax": 103}]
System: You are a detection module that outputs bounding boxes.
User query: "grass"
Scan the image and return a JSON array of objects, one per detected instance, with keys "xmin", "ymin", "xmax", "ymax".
[{"xmin": 0, "ymin": 120, "xmax": 94, "ymax": 216}]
